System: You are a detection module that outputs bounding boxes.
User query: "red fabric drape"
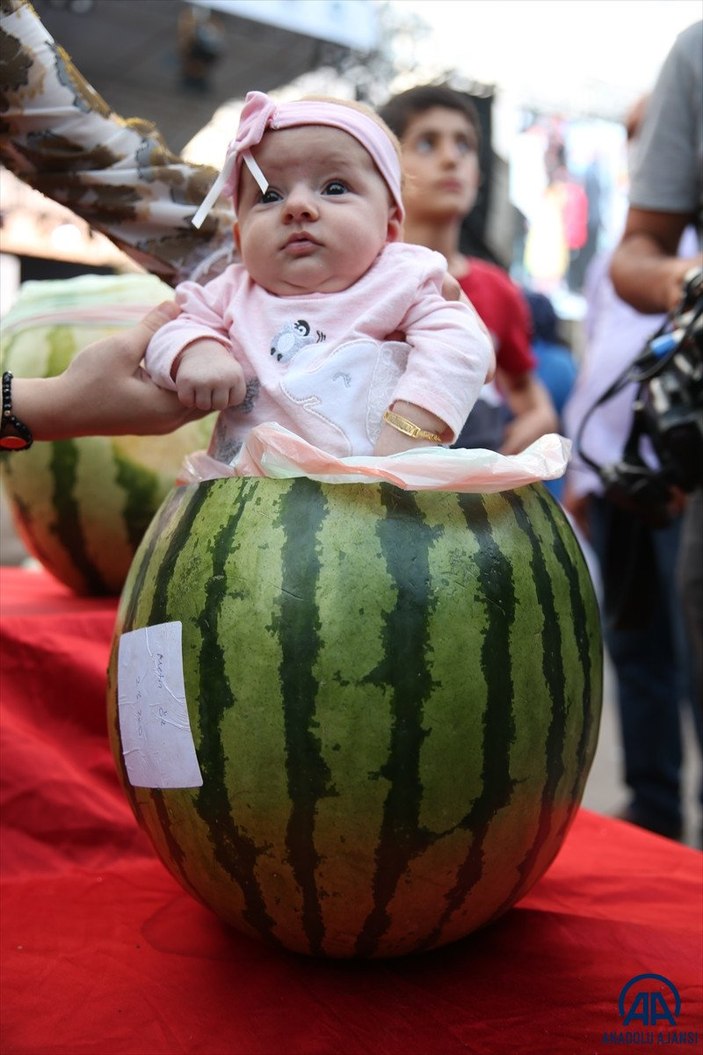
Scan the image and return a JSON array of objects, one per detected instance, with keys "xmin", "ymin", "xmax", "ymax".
[{"xmin": 1, "ymin": 566, "xmax": 701, "ymax": 1055}]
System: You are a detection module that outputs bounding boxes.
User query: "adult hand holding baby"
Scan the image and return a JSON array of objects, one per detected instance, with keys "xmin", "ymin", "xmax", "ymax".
[{"xmin": 6, "ymin": 302, "xmax": 210, "ymax": 446}]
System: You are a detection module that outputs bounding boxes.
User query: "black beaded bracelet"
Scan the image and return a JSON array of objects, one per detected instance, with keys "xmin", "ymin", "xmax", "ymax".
[{"xmin": 1, "ymin": 371, "xmax": 33, "ymax": 451}]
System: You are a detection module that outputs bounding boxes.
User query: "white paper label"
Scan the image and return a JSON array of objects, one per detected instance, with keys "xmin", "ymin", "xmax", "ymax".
[{"xmin": 117, "ymin": 622, "xmax": 203, "ymax": 788}]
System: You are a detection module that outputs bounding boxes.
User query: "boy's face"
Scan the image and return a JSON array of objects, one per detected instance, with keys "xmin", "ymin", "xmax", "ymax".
[
  {"xmin": 234, "ymin": 126, "xmax": 402, "ymax": 296},
  {"xmin": 398, "ymin": 107, "xmax": 480, "ymax": 223}
]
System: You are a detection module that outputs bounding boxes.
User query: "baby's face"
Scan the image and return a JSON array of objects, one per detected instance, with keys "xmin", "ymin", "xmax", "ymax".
[{"xmin": 234, "ymin": 126, "xmax": 402, "ymax": 296}]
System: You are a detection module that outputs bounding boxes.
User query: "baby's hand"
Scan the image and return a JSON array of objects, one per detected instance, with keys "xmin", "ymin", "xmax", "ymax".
[{"xmin": 173, "ymin": 340, "xmax": 246, "ymax": 411}]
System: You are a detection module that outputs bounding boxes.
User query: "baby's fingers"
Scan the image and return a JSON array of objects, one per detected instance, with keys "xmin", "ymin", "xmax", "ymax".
[
  {"xmin": 176, "ymin": 381, "xmax": 210, "ymax": 410},
  {"xmin": 210, "ymin": 388, "xmax": 234, "ymax": 411},
  {"xmin": 194, "ymin": 386, "xmax": 219, "ymax": 411}
]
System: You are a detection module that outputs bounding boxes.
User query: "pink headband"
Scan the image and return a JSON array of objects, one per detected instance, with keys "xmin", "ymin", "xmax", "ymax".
[{"xmin": 191, "ymin": 90, "xmax": 404, "ymax": 228}]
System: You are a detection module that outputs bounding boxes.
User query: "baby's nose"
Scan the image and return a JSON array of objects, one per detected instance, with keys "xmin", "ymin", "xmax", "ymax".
[{"xmin": 284, "ymin": 184, "xmax": 319, "ymax": 220}]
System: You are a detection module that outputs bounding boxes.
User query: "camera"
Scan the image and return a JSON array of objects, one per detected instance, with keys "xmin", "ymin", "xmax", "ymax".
[{"xmin": 577, "ymin": 268, "xmax": 703, "ymax": 527}]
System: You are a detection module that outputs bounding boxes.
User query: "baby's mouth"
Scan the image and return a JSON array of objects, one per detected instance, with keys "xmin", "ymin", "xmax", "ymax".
[{"xmin": 283, "ymin": 233, "xmax": 321, "ymax": 254}]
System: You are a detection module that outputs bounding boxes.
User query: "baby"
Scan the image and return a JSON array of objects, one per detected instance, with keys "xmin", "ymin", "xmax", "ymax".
[{"xmin": 145, "ymin": 91, "xmax": 493, "ymax": 463}]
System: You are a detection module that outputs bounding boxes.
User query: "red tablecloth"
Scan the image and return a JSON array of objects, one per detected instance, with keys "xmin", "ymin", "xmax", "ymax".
[{"xmin": 1, "ymin": 566, "xmax": 701, "ymax": 1055}]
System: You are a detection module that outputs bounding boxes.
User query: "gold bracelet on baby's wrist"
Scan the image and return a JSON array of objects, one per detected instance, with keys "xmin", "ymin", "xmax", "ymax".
[{"xmin": 382, "ymin": 409, "xmax": 444, "ymax": 444}]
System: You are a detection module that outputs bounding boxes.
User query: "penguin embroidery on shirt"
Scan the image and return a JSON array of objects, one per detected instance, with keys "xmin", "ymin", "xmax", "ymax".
[{"xmin": 270, "ymin": 320, "xmax": 326, "ymax": 363}]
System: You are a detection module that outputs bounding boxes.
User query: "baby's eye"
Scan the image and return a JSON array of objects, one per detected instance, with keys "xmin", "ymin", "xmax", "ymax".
[
  {"xmin": 323, "ymin": 180, "xmax": 347, "ymax": 195},
  {"xmin": 261, "ymin": 187, "xmax": 283, "ymax": 204}
]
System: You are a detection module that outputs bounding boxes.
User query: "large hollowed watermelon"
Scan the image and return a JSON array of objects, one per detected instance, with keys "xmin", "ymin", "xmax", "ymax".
[
  {"xmin": 0, "ymin": 274, "xmax": 215, "ymax": 595},
  {"xmin": 106, "ymin": 475, "xmax": 602, "ymax": 958}
]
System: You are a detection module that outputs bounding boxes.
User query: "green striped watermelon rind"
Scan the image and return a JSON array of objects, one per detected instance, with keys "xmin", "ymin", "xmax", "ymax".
[
  {"xmin": 106, "ymin": 475, "xmax": 602, "ymax": 959},
  {"xmin": 0, "ymin": 275, "xmax": 215, "ymax": 595}
]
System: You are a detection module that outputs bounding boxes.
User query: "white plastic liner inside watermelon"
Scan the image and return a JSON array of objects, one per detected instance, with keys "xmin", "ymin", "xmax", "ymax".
[{"xmin": 180, "ymin": 422, "xmax": 570, "ymax": 494}]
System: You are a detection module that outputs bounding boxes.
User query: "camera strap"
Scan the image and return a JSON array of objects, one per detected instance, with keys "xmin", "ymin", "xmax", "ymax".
[{"xmin": 574, "ymin": 270, "xmax": 703, "ymax": 525}]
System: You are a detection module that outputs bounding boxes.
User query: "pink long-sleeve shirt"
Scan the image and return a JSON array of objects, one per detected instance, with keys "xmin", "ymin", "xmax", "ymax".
[{"xmin": 146, "ymin": 242, "xmax": 492, "ymax": 462}]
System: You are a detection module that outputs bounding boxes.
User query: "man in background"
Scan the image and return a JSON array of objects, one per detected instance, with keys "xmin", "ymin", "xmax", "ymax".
[{"xmin": 610, "ymin": 21, "xmax": 703, "ymax": 719}]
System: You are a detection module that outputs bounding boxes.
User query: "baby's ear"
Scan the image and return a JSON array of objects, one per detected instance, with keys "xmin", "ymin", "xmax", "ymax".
[
  {"xmin": 386, "ymin": 205, "xmax": 403, "ymax": 243},
  {"xmin": 233, "ymin": 221, "xmax": 241, "ymax": 252}
]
